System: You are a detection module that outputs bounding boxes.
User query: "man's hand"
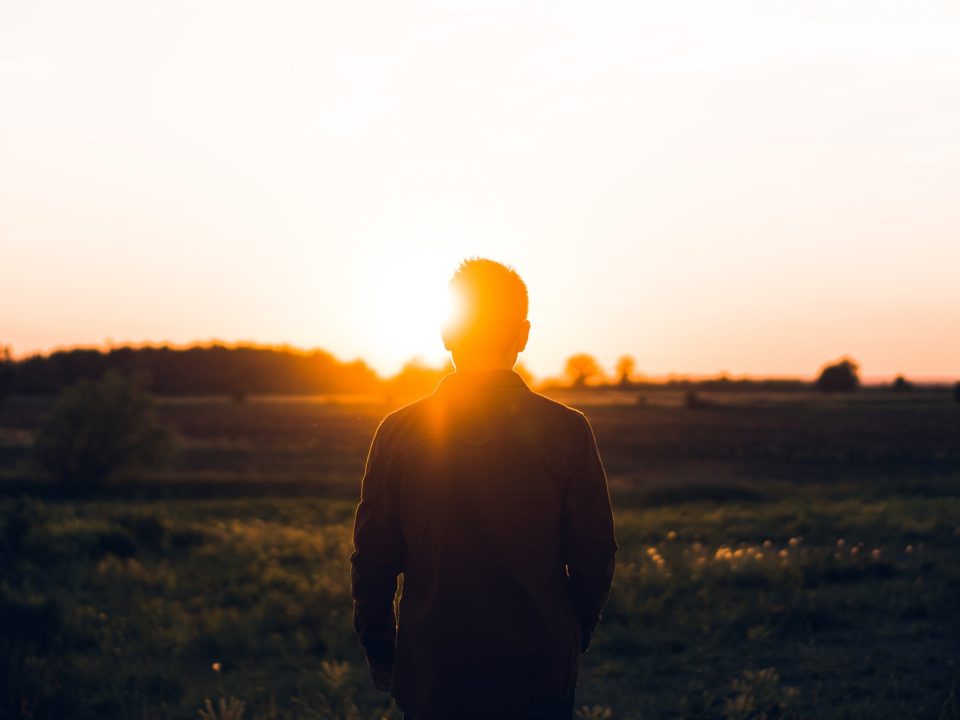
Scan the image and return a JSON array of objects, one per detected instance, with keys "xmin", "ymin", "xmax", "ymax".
[{"xmin": 368, "ymin": 659, "xmax": 394, "ymax": 693}]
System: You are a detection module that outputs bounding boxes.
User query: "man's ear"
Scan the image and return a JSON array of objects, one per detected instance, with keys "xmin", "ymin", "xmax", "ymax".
[{"xmin": 515, "ymin": 320, "xmax": 530, "ymax": 353}]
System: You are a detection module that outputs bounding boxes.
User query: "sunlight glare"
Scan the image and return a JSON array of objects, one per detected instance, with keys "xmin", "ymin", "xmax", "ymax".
[{"xmin": 366, "ymin": 253, "xmax": 454, "ymax": 371}]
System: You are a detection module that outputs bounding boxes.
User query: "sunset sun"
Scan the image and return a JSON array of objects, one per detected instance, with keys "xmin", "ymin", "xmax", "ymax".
[{"xmin": 364, "ymin": 253, "xmax": 456, "ymax": 370}]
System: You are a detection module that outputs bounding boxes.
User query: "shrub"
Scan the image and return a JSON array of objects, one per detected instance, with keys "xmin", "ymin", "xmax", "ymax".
[{"xmin": 33, "ymin": 370, "xmax": 174, "ymax": 490}]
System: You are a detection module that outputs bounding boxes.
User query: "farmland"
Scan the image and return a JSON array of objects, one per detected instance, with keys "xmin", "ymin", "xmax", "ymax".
[{"xmin": 2, "ymin": 388, "xmax": 959, "ymax": 719}]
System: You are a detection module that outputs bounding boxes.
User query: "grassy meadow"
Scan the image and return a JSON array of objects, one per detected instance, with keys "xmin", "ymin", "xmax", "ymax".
[{"xmin": 1, "ymin": 389, "xmax": 959, "ymax": 719}]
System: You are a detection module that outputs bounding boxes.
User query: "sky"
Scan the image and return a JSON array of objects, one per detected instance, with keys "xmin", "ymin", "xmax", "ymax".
[{"xmin": 2, "ymin": 0, "xmax": 959, "ymax": 381}]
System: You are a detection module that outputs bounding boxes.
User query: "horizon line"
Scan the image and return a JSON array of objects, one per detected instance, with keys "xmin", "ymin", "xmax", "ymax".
[{"xmin": 4, "ymin": 338, "xmax": 958, "ymax": 386}]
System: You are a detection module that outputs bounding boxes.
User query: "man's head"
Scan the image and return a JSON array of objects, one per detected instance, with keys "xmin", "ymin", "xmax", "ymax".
[{"xmin": 441, "ymin": 258, "xmax": 530, "ymax": 371}]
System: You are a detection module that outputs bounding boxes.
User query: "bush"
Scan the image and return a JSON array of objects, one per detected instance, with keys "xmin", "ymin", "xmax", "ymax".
[
  {"xmin": 954, "ymin": 382, "xmax": 960, "ymax": 405},
  {"xmin": 33, "ymin": 370, "xmax": 174, "ymax": 490}
]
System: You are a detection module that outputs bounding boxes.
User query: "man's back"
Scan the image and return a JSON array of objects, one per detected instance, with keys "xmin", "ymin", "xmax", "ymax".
[{"xmin": 351, "ymin": 369, "xmax": 618, "ymax": 720}]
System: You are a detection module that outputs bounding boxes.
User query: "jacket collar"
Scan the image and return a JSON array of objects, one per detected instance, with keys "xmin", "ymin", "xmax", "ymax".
[{"xmin": 435, "ymin": 369, "xmax": 529, "ymax": 394}]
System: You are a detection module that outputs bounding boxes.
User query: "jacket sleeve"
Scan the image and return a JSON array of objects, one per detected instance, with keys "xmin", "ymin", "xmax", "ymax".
[
  {"xmin": 562, "ymin": 413, "xmax": 618, "ymax": 653},
  {"xmin": 350, "ymin": 422, "xmax": 404, "ymax": 665}
]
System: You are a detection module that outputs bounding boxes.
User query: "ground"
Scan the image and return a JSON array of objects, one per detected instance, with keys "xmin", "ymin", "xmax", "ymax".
[{"xmin": 1, "ymin": 389, "xmax": 958, "ymax": 719}]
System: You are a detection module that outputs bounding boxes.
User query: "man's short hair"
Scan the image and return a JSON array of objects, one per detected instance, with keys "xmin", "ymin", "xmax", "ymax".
[{"xmin": 446, "ymin": 258, "xmax": 528, "ymax": 351}]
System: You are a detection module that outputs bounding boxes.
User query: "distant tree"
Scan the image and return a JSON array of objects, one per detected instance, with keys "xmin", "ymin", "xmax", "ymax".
[
  {"xmin": 564, "ymin": 353, "xmax": 602, "ymax": 388},
  {"xmin": 33, "ymin": 370, "xmax": 175, "ymax": 490},
  {"xmin": 6, "ymin": 343, "xmax": 383, "ymax": 395},
  {"xmin": 891, "ymin": 375, "xmax": 913, "ymax": 393},
  {"xmin": 953, "ymin": 382, "xmax": 960, "ymax": 405},
  {"xmin": 815, "ymin": 358, "xmax": 860, "ymax": 393},
  {"xmin": 615, "ymin": 355, "xmax": 636, "ymax": 387}
]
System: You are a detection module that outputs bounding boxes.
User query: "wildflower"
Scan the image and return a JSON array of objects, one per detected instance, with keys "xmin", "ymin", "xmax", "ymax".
[
  {"xmin": 212, "ymin": 662, "xmax": 222, "ymax": 673},
  {"xmin": 763, "ymin": 540, "xmax": 772, "ymax": 549},
  {"xmin": 871, "ymin": 548, "xmax": 881, "ymax": 560},
  {"xmin": 788, "ymin": 537, "xmax": 800, "ymax": 547},
  {"xmin": 667, "ymin": 530, "xmax": 677, "ymax": 541},
  {"xmin": 754, "ymin": 552, "xmax": 764, "ymax": 561},
  {"xmin": 778, "ymin": 549, "xmax": 788, "ymax": 559},
  {"xmin": 850, "ymin": 546, "xmax": 859, "ymax": 556},
  {"xmin": 836, "ymin": 539, "xmax": 845, "ymax": 548},
  {"xmin": 905, "ymin": 545, "xmax": 914, "ymax": 554}
]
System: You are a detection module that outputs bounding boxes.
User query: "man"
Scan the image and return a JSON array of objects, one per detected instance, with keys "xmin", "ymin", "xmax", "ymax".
[{"xmin": 351, "ymin": 258, "xmax": 618, "ymax": 720}]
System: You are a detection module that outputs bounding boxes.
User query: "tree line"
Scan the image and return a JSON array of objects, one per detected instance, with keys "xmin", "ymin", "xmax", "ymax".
[
  {"xmin": 561, "ymin": 353, "xmax": 959, "ymax": 397},
  {"xmin": 0, "ymin": 344, "xmax": 957, "ymax": 400},
  {"xmin": 0, "ymin": 344, "xmax": 381, "ymax": 396}
]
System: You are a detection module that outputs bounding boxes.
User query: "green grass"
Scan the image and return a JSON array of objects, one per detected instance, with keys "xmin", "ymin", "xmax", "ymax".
[
  {"xmin": 2, "ymin": 391, "xmax": 959, "ymax": 719},
  {"xmin": 3, "ymin": 487, "xmax": 957, "ymax": 719}
]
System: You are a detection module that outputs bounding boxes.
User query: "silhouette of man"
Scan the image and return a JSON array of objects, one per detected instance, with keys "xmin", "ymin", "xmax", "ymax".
[{"xmin": 351, "ymin": 258, "xmax": 618, "ymax": 720}]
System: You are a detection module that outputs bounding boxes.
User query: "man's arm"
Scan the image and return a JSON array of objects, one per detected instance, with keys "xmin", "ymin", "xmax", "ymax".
[
  {"xmin": 562, "ymin": 413, "xmax": 618, "ymax": 653},
  {"xmin": 350, "ymin": 422, "xmax": 404, "ymax": 684}
]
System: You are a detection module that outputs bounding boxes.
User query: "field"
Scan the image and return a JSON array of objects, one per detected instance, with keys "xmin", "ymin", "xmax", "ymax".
[{"xmin": 2, "ymin": 389, "xmax": 959, "ymax": 719}]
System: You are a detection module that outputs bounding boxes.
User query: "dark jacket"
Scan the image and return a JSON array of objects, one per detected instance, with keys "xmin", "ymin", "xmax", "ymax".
[{"xmin": 351, "ymin": 369, "xmax": 618, "ymax": 719}]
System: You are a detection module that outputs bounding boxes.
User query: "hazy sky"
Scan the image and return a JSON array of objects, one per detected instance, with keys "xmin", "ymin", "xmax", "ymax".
[{"xmin": 2, "ymin": 0, "xmax": 959, "ymax": 380}]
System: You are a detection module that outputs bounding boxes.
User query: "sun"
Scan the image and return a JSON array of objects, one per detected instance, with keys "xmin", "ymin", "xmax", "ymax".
[{"xmin": 365, "ymin": 253, "xmax": 456, "ymax": 372}]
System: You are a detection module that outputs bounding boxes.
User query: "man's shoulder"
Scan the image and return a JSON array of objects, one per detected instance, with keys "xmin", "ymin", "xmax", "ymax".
[
  {"xmin": 521, "ymin": 388, "xmax": 589, "ymax": 430},
  {"xmin": 372, "ymin": 386, "xmax": 589, "ymax": 452},
  {"xmin": 377, "ymin": 394, "xmax": 430, "ymax": 427},
  {"xmin": 370, "ymin": 393, "xmax": 438, "ymax": 452}
]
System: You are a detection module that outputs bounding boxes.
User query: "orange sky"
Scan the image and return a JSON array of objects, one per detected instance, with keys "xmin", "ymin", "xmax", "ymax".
[{"xmin": 2, "ymin": 1, "xmax": 959, "ymax": 381}]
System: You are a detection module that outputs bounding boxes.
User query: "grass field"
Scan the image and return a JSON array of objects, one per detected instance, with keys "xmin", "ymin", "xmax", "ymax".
[{"xmin": 2, "ymin": 389, "xmax": 959, "ymax": 719}]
